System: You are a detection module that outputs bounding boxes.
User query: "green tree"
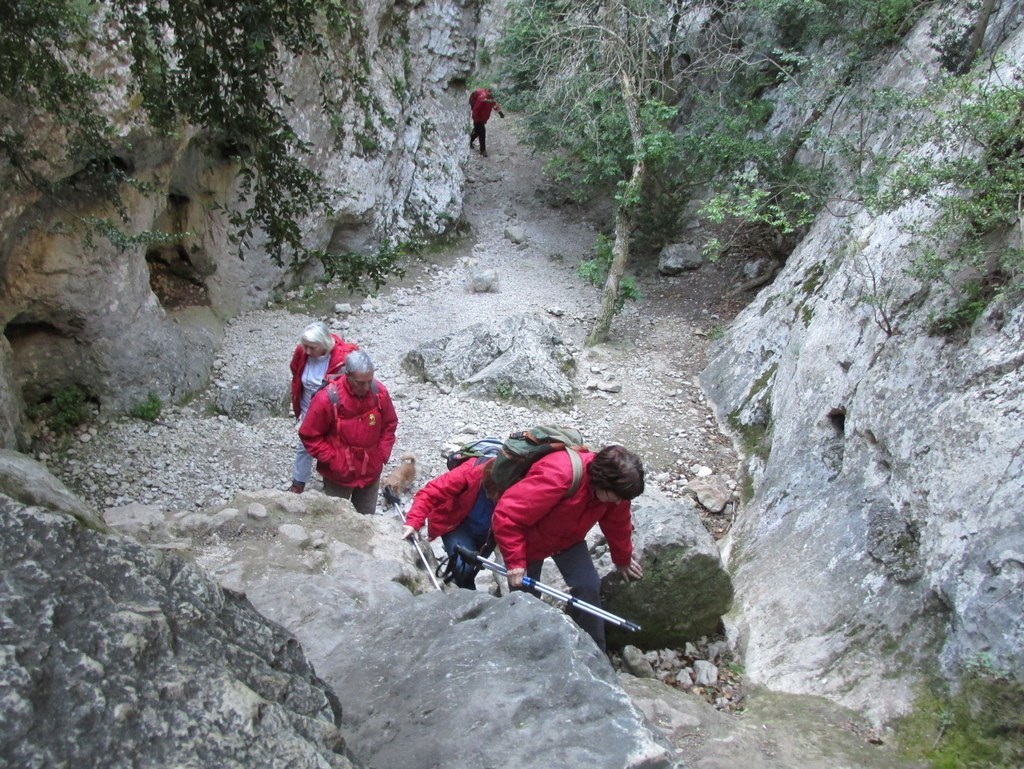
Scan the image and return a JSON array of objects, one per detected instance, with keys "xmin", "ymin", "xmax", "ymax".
[
  {"xmin": 0, "ymin": 0, "xmax": 367, "ymax": 270},
  {"xmin": 497, "ymin": 0, "xmax": 681, "ymax": 345}
]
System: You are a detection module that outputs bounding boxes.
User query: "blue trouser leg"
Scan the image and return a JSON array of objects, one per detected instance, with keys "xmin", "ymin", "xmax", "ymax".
[
  {"xmin": 526, "ymin": 540, "xmax": 605, "ymax": 651},
  {"xmin": 442, "ymin": 525, "xmax": 488, "ymax": 590},
  {"xmin": 293, "ymin": 438, "xmax": 314, "ymax": 484}
]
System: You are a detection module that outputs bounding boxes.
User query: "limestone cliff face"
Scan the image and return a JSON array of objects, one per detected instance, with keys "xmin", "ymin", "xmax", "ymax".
[
  {"xmin": 0, "ymin": 1, "xmax": 482, "ymax": 442},
  {"xmin": 701, "ymin": 9, "xmax": 1024, "ymax": 725}
]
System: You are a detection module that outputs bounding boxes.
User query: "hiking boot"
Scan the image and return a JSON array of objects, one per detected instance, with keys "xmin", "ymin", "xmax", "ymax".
[
  {"xmin": 481, "ymin": 150, "xmax": 488, "ymax": 157},
  {"xmin": 288, "ymin": 481, "xmax": 305, "ymax": 494}
]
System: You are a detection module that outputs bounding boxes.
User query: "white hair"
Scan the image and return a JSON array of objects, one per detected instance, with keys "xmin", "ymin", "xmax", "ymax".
[{"xmin": 300, "ymin": 322, "xmax": 334, "ymax": 352}]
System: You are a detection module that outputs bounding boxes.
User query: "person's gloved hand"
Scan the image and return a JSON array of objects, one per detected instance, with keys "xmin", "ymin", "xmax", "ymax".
[{"xmin": 498, "ymin": 110, "xmax": 505, "ymax": 118}]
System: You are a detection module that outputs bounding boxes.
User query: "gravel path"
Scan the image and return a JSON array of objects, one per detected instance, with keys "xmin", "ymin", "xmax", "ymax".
[{"xmin": 43, "ymin": 117, "xmax": 742, "ymax": 525}]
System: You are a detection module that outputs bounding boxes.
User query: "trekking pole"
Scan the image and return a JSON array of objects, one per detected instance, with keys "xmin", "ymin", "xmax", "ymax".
[
  {"xmin": 383, "ymin": 486, "xmax": 442, "ymax": 591},
  {"xmin": 454, "ymin": 546, "xmax": 640, "ymax": 632}
]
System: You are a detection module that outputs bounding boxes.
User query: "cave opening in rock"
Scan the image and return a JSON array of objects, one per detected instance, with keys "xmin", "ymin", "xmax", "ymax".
[{"xmin": 146, "ymin": 193, "xmax": 211, "ymax": 310}]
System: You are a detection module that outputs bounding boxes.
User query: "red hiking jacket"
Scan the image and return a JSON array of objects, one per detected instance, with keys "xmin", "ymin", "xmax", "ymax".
[
  {"xmin": 289, "ymin": 334, "xmax": 358, "ymax": 417},
  {"xmin": 298, "ymin": 376, "xmax": 398, "ymax": 488},
  {"xmin": 491, "ymin": 451, "xmax": 634, "ymax": 572},
  {"xmin": 406, "ymin": 459, "xmax": 492, "ymax": 540},
  {"xmin": 470, "ymin": 88, "xmax": 501, "ymax": 124}
]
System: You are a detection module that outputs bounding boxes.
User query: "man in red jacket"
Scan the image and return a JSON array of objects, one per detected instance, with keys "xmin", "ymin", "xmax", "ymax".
[
  {"xmin": 299, "ymin": 349, "xmax": 398, "ymax": 515},
  {"xmin": 491, "ymin": 444, "xmax": 645, "ymax": 651},
  {"xmin": 469, "ymin": 87, "xmax": 504, "ymax": 157}
]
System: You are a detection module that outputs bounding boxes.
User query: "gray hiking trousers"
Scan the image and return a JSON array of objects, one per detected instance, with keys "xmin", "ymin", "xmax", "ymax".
[{"xmin": 526, "ymin": 540, "xmax": 605, "ymax": 651}]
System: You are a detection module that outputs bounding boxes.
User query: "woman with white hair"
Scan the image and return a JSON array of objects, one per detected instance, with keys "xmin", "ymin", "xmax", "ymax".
[{"xmin": 288, "ymin": 321, "xmax": 357, "ymax": 493}]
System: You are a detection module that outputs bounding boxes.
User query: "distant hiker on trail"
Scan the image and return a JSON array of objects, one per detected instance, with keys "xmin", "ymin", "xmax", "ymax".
[
  {"xmin": 288, "ymin": 321, "xmax": 359, "ymax": 494},
  {"xmin": 299, "ymin": 349, "xmax": 398, "ymax": 515},
  {"xmin": 469, "ymin": 87, "xmax": 504, "ymax": 157},
  {"xmin": 491, "ymin": 444, "xmax": 645, "ymax": 651},
  {"xmin": 401, "ymin": 456, "xmax": 501, "ymax": 589}
]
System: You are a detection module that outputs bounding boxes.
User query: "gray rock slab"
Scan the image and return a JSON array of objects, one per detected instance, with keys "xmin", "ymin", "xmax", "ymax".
[
  {"xmin": 0, "ymin": 497, "xmax": 354, "ymax": 769},
  {"xmin": 401, "ymin": 313, "xmax": 577, "ymax": 404},
  {"xmin": 621, "ymin": 678, "xmax": 927, "ymax": 769},
  {"xmin": 0, "ymin": 449, "xmax": 105, "ymax": 531},
  {"xmin": 601, "ymin": 489, "xmax": 733, "ymax": 649},
  {"xmin": 317, "ymin": 589, "xmax": 673, "ymax": 769}
]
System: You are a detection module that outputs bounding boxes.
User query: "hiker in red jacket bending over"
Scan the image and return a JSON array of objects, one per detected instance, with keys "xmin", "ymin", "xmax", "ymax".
[
  {"xmin": 491, "ymin": 444, "xmax": 645, "ymax": 651},
  {"xmin": 469, "ymin": 87, "xmax": 504, "ymax": 157},
  {"xmin": 299, "ymin": 349, "xmax": 398, "ymax": 515},
  {"xmin": 402, "ymin": 457, "xmax": 501, "ymax": 589}
]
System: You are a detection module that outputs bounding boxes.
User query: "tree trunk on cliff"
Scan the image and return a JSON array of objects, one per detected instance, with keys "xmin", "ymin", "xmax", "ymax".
[
  {"xmin": 588, "ymin": 202, "xmax": 634, "ymax": 345},
  {"xmin": 587, "ymin": 72, "xmax": 646, "ymax": 346},
  {"xmin": 964, "ymin": 0, "xmax": 996, "ymax": 71}
]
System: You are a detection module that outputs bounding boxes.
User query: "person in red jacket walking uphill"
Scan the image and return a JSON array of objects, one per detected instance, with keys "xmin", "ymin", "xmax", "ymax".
[
  {"xmin": 288, "ymin": 321, "xmax": 359, "ymax": 493},
  {"xmin": 402, "ymin": 457, "xmax": 501, "ymax": 589},
  {"xmin": 469, "ymin": 87, "xmax": 504, "ymax": 157},
  {"xmin": 491, "ymin": 444, "xmax": 645, "ymax": 651},
  {"xmin": 299, "ymin": 349, "xmax": 398, "ymax": 515}
]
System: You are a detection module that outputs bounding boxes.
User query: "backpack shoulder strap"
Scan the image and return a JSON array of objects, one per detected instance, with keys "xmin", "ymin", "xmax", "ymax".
[
  {"xmin": 325, "ymin": 380, "xmax": 380, "ymax": 412},
  {"xmin": 562, "ymin": 448, "xmax": 583, "ymax": 499}
]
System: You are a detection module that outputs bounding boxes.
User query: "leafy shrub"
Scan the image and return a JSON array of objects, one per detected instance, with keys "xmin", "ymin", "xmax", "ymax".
[
  {"xmin": 318, "ymin": 238, "xmax": 408, "ymax": 294},
  {"xmin": 577, "ymin": 234, "xmax": 640, "ymax": 312},
  {"xmin": 865, "ymin": 64, "xmax": 1024, "ymax": 331},
  {"xmin": 129, "ymin": 393, "xmax": 163, "ymax": 422},
  {"xmin": 30, "ymin": 385, "xmax": 92, "ymax": 434}
]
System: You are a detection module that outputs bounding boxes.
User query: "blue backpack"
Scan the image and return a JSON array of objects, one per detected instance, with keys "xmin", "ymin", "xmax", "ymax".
[{"xmin": 446, "ymin": 437, "xmax": 504, "ymax": 470}]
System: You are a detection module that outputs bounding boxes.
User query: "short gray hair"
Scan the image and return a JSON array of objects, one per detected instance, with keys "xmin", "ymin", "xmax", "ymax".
[
  {"xmin": 300, "ymin": 321, "xmax": 334, "ymax": 351},
  {"xmin": 344, "ymin": 349, "xmax": 374, "ymax": 375}
]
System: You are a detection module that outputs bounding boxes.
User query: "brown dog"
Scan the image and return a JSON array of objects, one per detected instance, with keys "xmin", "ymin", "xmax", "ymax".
[{"xmin": 382, "ymin": 453, "xmax": 417, "ymax": 498}]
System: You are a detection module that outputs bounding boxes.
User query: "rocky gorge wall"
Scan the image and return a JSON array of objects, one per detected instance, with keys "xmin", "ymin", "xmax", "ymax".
[
  {"xmin": 701, "ymin": 7, "xmax": 1024, "ymax": 725},
  {"xmin": 0, "ymin": 0, "xmax": 483, "ymax": 448}
]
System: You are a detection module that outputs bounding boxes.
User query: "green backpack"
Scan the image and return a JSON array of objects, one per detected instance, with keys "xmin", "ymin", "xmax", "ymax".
[{"xmin": 491, "ymin": 425, "xmax": 586, "ymax": 499}]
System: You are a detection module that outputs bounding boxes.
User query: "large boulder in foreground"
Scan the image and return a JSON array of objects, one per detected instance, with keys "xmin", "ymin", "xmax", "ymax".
[
  {"xmin": 0, "ymin": 499, "xmax": 354, "ymax": 769},
  {"xmin": 0, "ymin": 448, "xmax": 106, "ymax": 531},
  {"xmin": 314, "ymin": 589, "xmax": 673, "ymax": 769},
  {"xmin": 401, "ymin": 313, "xmax": 578, "ymax": 404},
  {"xmin": 600, "ymin": 489, "xmax": 733, "ymax": 649}
]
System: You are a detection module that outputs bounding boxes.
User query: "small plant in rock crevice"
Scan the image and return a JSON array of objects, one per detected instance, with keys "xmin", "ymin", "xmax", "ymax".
[
  {"xmin": 29, "ymin": 384, "xmax": 93, "ymax": 435},
  {"xmin": 129, "ymin": 393, "xmax": 163, "ymax": 422},
  {"xmin": 578, "ymin": 234, "xmax": 640, "ymax": 313}
]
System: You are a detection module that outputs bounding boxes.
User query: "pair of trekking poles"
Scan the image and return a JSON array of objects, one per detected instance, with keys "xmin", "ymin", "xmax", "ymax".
[{"xmin": 383, "ymin": 487, "xmax": 640, "ymax": 633}]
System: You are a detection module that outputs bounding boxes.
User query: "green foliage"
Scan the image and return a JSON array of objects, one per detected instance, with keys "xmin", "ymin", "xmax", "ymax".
[
  {"xmin": 865, "ymin": 64, "xmax": 1024, "ymax": 320},
  {"xmin": 129, "ymin": 392, "xmax": 162, "ymax": 422},
  {"xmin": 493, "ymin": 380, "xmax": 514, "ymax": 400},
  {"xmin": 928, "ymin": 280, "xmax": 995, "ymax": 337},
  {"xmin": 677, "ymin": 87, "xmax": 826, "ymax": 261},
  {"xmin": 30, "ymin": 385, "xmax": 92, "ymax": 434},
  {"xmin": 747, "ymin": 0, "xmax": 923, "ymax": 57},
  {"xmin": 80, "ymin": 217, "xmax": 195, "ymax": 253},
  {"xmin": 894, "ymin": 665, "xmax": 1024, "ymax": 769},
  {"xmin": 0, "ymin": 0, "xmax": 367, "ymax": 266},
  {"xmin": 701, "ymin": 168, "xmax": 817, "ymax": 239},
  {"xmin": 578, "ymin": 235, "xmax": 640, "ymax": 312},
  {"xmin": 319, "ymin": 239, "xmax": 408, "ymax": 294},
  {"xmin": 497, "ymin": 0, "xmax": 680, "ymax": 204}
]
